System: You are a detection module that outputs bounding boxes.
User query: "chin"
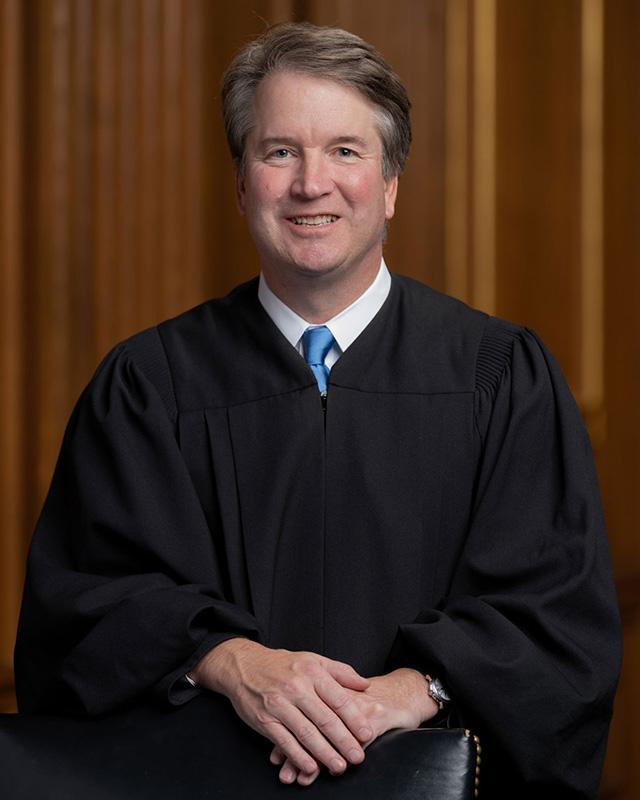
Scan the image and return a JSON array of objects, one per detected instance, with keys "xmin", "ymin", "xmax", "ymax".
[
  {"xmin": 275, "ymin": 247, "xmax": 342, "ymax": 275},
  {"xmin": 291, "ymin": 260, "xmax": 345, "ymax": 279}
]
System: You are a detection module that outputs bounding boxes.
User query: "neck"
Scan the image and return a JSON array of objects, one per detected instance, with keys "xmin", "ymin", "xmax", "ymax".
[{"xmin": 262, "ymin": 262, "xmax": 381, "ymax": 324}]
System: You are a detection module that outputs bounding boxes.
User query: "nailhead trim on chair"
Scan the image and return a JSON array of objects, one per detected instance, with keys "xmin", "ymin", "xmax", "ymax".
[{"xmin": 465, "ymin": 730, "xmax": 482, "ymax": 798}]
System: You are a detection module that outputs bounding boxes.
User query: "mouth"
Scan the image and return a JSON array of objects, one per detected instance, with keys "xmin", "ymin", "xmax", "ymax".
[{"xmin": 288, "ymin": 215, "xmax": 338, "ymax": 227}]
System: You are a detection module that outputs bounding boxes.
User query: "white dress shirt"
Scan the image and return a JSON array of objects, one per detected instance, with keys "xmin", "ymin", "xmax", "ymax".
[{"xmin": 257, "ymin": 260, "xmax": 392, "ymax": 369}]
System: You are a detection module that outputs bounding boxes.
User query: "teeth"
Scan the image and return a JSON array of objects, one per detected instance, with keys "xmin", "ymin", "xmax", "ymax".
[{"xmin": 290, "ymin": 215, "xmax": 337, "ymax": 226}]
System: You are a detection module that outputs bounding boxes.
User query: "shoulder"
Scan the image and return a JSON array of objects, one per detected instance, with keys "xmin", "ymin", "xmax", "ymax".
[
  {"xmin": 386, "ymin": 275, "xmax": 504, "ymax": 393},
  {"xmin": 103, "ymin": 279, "xmax": 261, "ymax": 409},
  {"xmin": 390, "ymin": 275, "xmax": 561, "ymax": 397},
  {"xmin": 154, "ymin": 278, "xmax": 261, "ymax": 371},
  {"xmin": 150, "ymin": 277, "xmax": 260, "ymax": 358},
  {"xmin": 392, "ymin": 273, "xmax": 487, "ymax": 328},
  {"xmin": 471, "ymin": 316, "xmax": 583, "ymax": 451},
  {"xmin": 475, "ymin": 316, "xmax": 529, "ymax": 398}
]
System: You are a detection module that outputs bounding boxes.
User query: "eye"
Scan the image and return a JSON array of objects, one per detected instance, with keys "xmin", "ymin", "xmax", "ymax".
[
  {"xmin": 271, "ymin": 148, "xmax": 291, "ymax": 159},
  {"xmin": 337, "ymin": 148, "xmax": 355, "ymax": 157}
]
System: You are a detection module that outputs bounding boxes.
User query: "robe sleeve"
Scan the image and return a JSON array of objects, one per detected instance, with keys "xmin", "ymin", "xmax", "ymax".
[
  {"xmin": 392, "ymin": 321, "xmax": 621, "ymax": 799},
  {"xmin": 14, "ymin": 334, "xmax": 265, "ymax": 717}
]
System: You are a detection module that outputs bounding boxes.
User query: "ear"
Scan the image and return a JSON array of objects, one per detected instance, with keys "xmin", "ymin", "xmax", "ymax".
[
  {"xmin": 235, "ymin": 160, "xmax": 246, "ymax": 216},
  {"xmin": 384, "ymin": 174, "xmax": 399, "ymax": 220}
]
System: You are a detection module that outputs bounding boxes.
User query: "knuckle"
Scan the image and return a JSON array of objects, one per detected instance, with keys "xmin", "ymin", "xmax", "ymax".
[
  {"xmin": 314, "ymin": 711, "xmax": 338, "ymax": 733},
  {"xmin": 271, "ymin": 729, "xmax": 292, "ymax": 751},
  {"xmin": 263, "ymin": 693, "xmax": 285, "ymax": 713},
  {"xmin": 282, "ymin": 678, "xmax": 305, "ymax": 698},
  {"xmin": 302, "ymin": 660, "xmax": 320, "ymax": 677},
  {"xmin": 296, "ymin": 723, "xmax": 318, "ymax": 744},
  {"xmin": 255, "ymin": 710, "xmax": 271, "ymax": 727},
  {"xmin": 293, "ymin": 657, "xmax": 318, "ymax": 678},
  {"xmin": 330, "ymin": 692, "xmax": 351, "ymax": 712}
]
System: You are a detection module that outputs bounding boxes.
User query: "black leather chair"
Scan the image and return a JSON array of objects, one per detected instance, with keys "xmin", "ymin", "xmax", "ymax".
[{"xmin": 0, "ymin": 694, "xmax": 480, "ymax": 799}]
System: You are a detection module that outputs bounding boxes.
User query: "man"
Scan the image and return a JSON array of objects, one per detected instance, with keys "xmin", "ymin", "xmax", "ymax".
[{"xmin": 15, "ymin": 22, "xmax": 621, "ymax": 798}]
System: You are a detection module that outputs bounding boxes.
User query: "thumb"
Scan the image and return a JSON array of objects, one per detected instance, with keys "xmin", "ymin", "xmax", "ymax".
[{"xmin": 323, "ymin": 658, "xmax": 370, "ymax": 691}]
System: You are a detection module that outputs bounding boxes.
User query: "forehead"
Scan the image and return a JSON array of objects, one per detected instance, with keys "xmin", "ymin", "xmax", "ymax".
[{"xmin": 249, "ymin": 71, "xmax": 381, "ymax": 143}]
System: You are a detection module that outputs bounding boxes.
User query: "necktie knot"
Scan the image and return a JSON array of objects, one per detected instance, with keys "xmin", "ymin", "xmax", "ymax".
[{"xmin": 302, "ymin": 326, "xmax": 335, "ymax": 393}]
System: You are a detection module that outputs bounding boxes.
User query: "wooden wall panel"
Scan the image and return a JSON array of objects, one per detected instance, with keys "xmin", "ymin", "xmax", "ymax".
[
  {"xmin": 0, "ymin": 0, "xmax": 25, "ymax": 674},
  {"xmin": 580, "ymin": 0, "xmax": 605, "ymax": 420},
  {"xmin": 310, "ymin": 0, "xmax": 448, "ymax": 292},
  {"xmin": 19, "ymin": 0, "xmax": 299, "ymax": 517},
  {"xmin": 597, "ymin": 3, "xmax": 640, "ymax": 796},
  {"xmin": 444, "ymin": 0, "xmax": 470, "ymax": 302},
  {"xmin": 495, "ymin": 0, "xmax": 584, "ymax": 387},
  {"xmin": 470, "ymin": 0, "xmax": 498, "ymax": 315},
  {"xmin": 602, "ymin": 609, "xmax": 640, "ymax": 799},
  {"xmin": 442, "ymin": 0, "xmax": 497, "ymax": 313},
  {"xmin": 599, "ymin": 0, "xmax": 640, "ymax": 582}
]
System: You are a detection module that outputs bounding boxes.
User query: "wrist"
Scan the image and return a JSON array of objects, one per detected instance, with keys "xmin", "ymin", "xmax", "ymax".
[
  {"xmin": 188, "ymin": 637, "xmax": 257, "ymax": 693},
  {"xmin": 394, "ymin": 668, "xmax": 441, "ymax": 725}
]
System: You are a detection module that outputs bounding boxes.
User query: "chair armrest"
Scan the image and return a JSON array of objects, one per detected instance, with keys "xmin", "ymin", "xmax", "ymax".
[{"xmin": 0, "ymin": 693, "xmax": 480, "ymax": 799}]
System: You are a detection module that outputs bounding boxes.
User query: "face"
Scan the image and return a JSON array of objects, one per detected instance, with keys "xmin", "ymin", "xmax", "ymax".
[{"xmin": 236, "ymin": 71, "xmax": 398, "ymax": 297}]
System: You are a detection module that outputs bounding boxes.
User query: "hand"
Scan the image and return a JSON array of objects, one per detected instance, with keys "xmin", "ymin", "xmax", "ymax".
[
  {"xmin": 188, "ymin": 640, "xmax": 374, "ymax": 786},
  {"xmin": 271, "ymin": 667, "xmax": 441, "ymax": 784},
  {"xmin": 345, "ymin": 668, "xmax": 440, "ymax": 739}
]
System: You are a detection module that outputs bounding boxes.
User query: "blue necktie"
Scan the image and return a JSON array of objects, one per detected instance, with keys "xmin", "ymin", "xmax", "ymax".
[{"xmin": 302, "ymin": 326, "xmax": 335, "ymax": 393}]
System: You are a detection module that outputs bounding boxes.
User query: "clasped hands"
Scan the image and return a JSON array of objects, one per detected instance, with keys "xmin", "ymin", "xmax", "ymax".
[{"xmin": 188, "ymin": 639, "xmax": 440, "ymax": 787}]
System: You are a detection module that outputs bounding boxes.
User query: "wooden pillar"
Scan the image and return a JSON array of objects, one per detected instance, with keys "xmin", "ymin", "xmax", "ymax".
[{"xmin": 0, "ymin": 0, "xmax": 26, "ymax": 698}]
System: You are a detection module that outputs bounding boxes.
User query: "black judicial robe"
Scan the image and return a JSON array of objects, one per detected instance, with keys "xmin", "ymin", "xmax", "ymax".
[{"xmin": 15, "ymin": 275, "xmax": 621, "ymax": 798}]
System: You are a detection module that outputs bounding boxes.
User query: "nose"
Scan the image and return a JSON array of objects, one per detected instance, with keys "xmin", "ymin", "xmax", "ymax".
[{"xmin": 291, "ymin": 153, "xmax": 333, "ymax": 199}]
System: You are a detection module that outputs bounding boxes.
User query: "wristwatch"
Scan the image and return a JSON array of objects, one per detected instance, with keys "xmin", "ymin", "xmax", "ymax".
[{"xmin": 427, "ymin": 675, "xmax": 451, "ymax": 709}]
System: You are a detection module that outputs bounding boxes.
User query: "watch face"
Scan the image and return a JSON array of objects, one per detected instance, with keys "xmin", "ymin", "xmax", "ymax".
[{"xmin": 430, "ymin": 678, "xmax": 451, "ymax": 703}]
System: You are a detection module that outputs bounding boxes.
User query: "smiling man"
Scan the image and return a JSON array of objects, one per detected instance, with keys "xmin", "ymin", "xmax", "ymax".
[
  {"xmin": 15, "ymin": 22, "xmax": 621, "ymax": 800},
  {"xmin": 235, "ymin": 70, "xmax": 398, "ymax": 322}
]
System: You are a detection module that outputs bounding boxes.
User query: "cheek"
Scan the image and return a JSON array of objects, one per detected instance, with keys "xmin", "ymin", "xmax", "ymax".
[
  {"xmin": 341, "ymin": 171, "xmax": 387, "ymax": 206},
  {"xmin": 251, "ymin": 170, "xmax": 288, "ymax": 204}
]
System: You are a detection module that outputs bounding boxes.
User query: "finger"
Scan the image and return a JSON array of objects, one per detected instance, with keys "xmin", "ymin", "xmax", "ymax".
[
  {"xmin": 278, "ymin": 758, "xmax": 300, "ymax": 785},
  {"xmin": 292, "ymin": 691, "xmax": 367, "ymax": 767},
  {"xmin": 263, "ymin": 716, "xmax": 326, "ymax": 776},
  {"xmin": 314, "ymin": 676, "xmax": 374, "ymax": 745},
  {"xmin": 297, "ymin": 764, "xmax": 321, "ymax": 786},
  {"xmin": 278, "ymin": 757, "xmax": 320, "ymax": 787},
  {"xmin": 323, "ymin": 659, "xmax": 371, "ymax": 691},
  {"xmin": 266, "ymin": 703, "xmax": 350, "ymax": 775},
  {"xmin": 270, "ymin": 746, "xmax": 285, "ymax": 766}
]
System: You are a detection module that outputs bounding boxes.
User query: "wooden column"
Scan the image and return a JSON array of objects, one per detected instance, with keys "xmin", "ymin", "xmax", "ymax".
[
  {"xmin": 311, "ymin": 0, "xmax": 448, "ymax": 291},
  {"xmin": 598, "ymin": 3, "xmax": 640, "ymax": 798},
  {"xmin": 0, "ymin": 0, "xmax": 25, "ymax": 697}
]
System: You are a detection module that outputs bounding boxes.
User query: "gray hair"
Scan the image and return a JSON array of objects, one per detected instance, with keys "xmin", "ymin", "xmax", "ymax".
[{"xmin": 222, "ymin": 22, "xmax": 412, "ymax": 179}]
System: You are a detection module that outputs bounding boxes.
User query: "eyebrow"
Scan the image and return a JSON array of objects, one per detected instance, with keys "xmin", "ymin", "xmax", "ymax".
[
  {"xmin": 330, "ymin": 136, "xmax": 370, "ymax": 149},
  {"xmin": 256, "ymin": 135, "xmax": 372, "ymax": 151}
]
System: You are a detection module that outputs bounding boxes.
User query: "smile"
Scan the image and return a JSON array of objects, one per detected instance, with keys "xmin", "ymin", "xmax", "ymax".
[{"xmin": 289, "ymin": 215, "xmax": 338, "ymax": 226}]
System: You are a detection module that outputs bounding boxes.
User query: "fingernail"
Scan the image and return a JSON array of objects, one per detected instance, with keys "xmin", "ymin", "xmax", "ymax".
[
  {"xmin": 359, "ymin": 727, "xmax": 373, "ymax": 741},
  {"xmin": 349, "ymin": 748, "xmax": 364, "ymax": 764},
  {"xmin": 281, "ymin": 768, "xmax": 295, "ymax": 784},
  {"xmin": 330, "ymin": 758, "xmax": 346, "ymax": 774}
]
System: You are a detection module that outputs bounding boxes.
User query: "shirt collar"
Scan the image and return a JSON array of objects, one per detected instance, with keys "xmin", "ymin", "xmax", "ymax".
[{"xmin": 258, "ymin": 260, "xmax": 391, "ymax": 355}]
